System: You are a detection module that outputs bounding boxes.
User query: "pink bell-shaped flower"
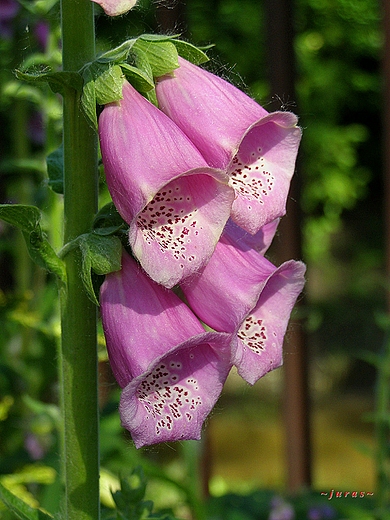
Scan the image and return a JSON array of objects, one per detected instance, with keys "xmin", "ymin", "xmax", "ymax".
[
  {"xmin": 156, "ymin": 58, "xmax": 302, "ymax": 234},
  {"xmin": 181, "ymin": 220, "xmax": 306, "ymax": 385},
  {"xmin": 100, "ymin": 251, "xmax": 232, "ymax": 448},
  {"xmin": 92, "ymin": 0, "xmax": 137, "ymax": 17},
  {"xmin": 99, "ymin": 80, "xmax": 234, "ymax": 288}
]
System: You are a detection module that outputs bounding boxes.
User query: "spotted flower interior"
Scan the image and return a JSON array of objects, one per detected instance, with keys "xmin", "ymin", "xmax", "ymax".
[
  {"xmin": 131, "ymin": 173, "xmax": 233, "ymax": 288},
  {"xmin": 228, "ymin": 116, "xmax": 302, "ymax": 234},
  {"xmin": 120, "ymin": 342, "xmax": 231, "ymax": 448}
]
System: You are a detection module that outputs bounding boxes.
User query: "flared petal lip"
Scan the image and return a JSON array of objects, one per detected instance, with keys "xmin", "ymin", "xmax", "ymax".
[
  {"xmin": 228, "ymin": 110, "xmax": 302, "ymax": 167},
  {"xmin": 231, "ymin": 259, "xmax": 306, "ymax": 384},
  {"xmin": 124, "ymin": 330, "xmax": 233, "ymax": 388},
  {"xmin": 119, "ymin": 330, "xmax": 233, "ymax": 446},
  {"xmin": 236, "ymin": 258, "xmax": 306, "ymax": 324},
  {"xmin": 125, "ymin": 166, "xmax": 231, "ymax": 226}
]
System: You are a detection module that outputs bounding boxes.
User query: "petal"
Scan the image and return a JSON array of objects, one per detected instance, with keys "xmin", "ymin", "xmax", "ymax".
[
  {"xmin": 156, "ymin": 57, "xmax": 268, "ymax": 169},
  {"xmin": 181, "ymin": 227, "xmax": 306, "ymax": 385},
  {"xmin": 181, "ymin": 231, "xmax": 277, "ymax": 333},
  {"xmin": 100, "ymin": 251, "xmax": 232, "ymax": 447},
  {"xmin": 228, "ymin": 112, "xmax": 302, "ymax": 234},
  {"xmin": 119, "ymin": 335, "xmax": 232, "ymax": 448},
  {"xmin": 99, "ymin": 81, "xmax": 234, "ymax": 287},
  {"xmin": 91, "ymin": 0, "xmax": 137, "ymax": 16},
  {"xmin": 234, "ymin": 260, "xmax": 306, "ymax": 385},
  {"xmin": 100, "ymin": 251, "xmax": 209, "ymax": 388},
  {"xmin": 130, "ymin": 172, "xmax": 234, "ymax": 288},
  {"xmin": 222, "ymin": 218, "xmax": 279, "ymax": 255},
  {"xmin": 156, "ymin": 59, "xmax": 301, "ymax": 233}
]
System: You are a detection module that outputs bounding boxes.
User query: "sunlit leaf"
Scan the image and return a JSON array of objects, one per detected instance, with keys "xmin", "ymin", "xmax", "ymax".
[
  {"xmin": 132, "ymin": 40, "xmax": 179, "ymax": 78},
  {"xmin": 171, "ymin": 39, "xmax": 209, "ymax": 65},
  {"xmin": 0, "ymin": 481, "xmax": 53, "ymax": 520},
  {"xmin": 0, "ymin": 205, "xmax": 66, "ymax": 282}
]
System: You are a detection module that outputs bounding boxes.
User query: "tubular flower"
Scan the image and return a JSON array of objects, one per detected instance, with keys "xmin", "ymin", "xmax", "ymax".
[
  {"xmin": 100, "ymin": 251, "xmax": 232, "ymax": 448},
  {"xmin": 92, "ymin": 0, "xmax": 137, "ymax": 17},
  {"xmin": 98, "ymin": 80, "xmax": 234, "ymax": 288},
  {"xmin": 156, "ymin": 57, "xmax": 301, "ymax": 234},
  {"xmin": 181, "ymin": 220, "xmax": 306, "ymax": 385}
]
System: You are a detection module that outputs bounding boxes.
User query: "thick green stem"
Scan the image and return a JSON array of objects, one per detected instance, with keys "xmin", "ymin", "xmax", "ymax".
[{"xmin": 60, "ymin": 1, "xmax": 99, "ymax": 519}]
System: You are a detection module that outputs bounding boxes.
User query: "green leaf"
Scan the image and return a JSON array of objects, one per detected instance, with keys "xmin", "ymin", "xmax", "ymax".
[
  {"xmin": 15, "ymin": 69, "xmax": 83, "ymax": 96},
  {"xmin": 0, "ymin": 481, "xmax": 52, "ymax": 520},
  {"xmin": 23, "ymin": 230, "xmax": 67, "ymax": 283},
  {"xmin": 171, "ymin": 39, "xmax": 209, "ymax": 65},
  {"xmin": 0, "ymin": 204, "xmax": 66, "ymax": 282},
  {"xmin": 0, "ymin": 204, "xmax": 41, "ymax": 233},
  {"xmin": 132, "ymin": 40, "xmax": 179, "ymax": 78},
  {"xmin": 46, "ymin": 145, "xmax": 64, "ymax": 194},
  {"xmin": 79, "ymin": 233, "xmax": 122, "ymax": 305},
  {"xmin": 94, "ymin": 64, "xmax": 124, "ymax": 105}
]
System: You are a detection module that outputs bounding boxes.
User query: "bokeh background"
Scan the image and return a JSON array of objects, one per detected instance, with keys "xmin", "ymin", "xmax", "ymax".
[{"xmin": 0, "ymin": 0, "xmax": 388, "ymax": 518}]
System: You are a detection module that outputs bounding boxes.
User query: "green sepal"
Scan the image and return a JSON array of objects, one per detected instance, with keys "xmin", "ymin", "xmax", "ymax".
[
  {"xmin": 132, "ymin": 39, "xmax": 179, "ymax": 78},
  {"xmin": 46, "ymin": 145, "xmax": 64, "ymax": 194},
  {"xmin": 79, "ymin": 39, "xmax": 136, "ymax": 128},
  {"xmin": 0, "ymin": 481, "xmax": 53, "ymax": 520},
  {"xmin": 144, "ymin": 88, "xmax": 158, "ymax": 106},
  {"xmin": 0, "ymin": 204, "xmax": 66, "ymax": 283},
  {"xmin": 81, "ymin": 63, "xmax": 125, "ymax": 129},
  {"xmin": 94, "ymin": 64, "xmax": 124, "ymax": 105},
  {"xmin": 127, "ymin": 45, "xmax": 157, "ymax": 104},
  {"xmin": 171, "ymin": 39, "xmax": 210, "ymax": 65},
  {"xmin": 120, "ymin": 63, "xmax": 155, "ymax": 93},
  {"xmin": 80, "ymin": 67, "xmax": 98, "ymax": 130},
  {"xmin": 137, "ymin": 34, "xmax": 180, "ymax": 42},
  {"xmin": 14, "ymin": 69, "xmax": 83, "ymax": 96},
  {"xmin": 96, "ymin": 39, "xmax": 136, "ymax": 64},
  {"xmin": 78, "ymin": 233, "xmax": 122, "ymax": 305}
]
